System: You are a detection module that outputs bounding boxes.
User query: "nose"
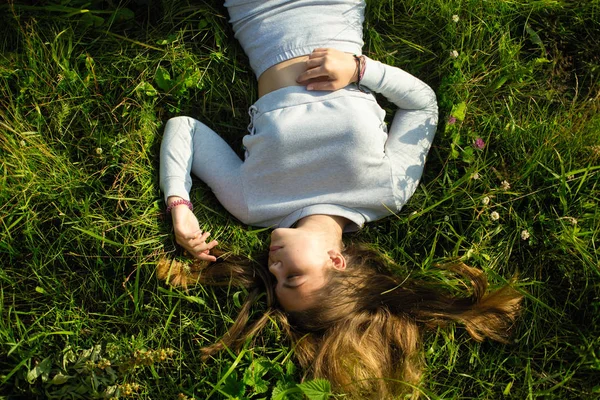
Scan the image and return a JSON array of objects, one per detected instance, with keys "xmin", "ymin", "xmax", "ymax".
[
  {"xmin": 268, "ymin": 261, "xmax": 282, "ymax": 275},
  {"xmin": 270, "ymin": 228, "xmax": 283, "ymax": 240}
]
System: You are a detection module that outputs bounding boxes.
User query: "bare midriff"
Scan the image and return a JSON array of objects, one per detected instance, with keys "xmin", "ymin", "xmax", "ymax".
[{"xmin": 258, "ymin": 55, "xmax": 309, "ymax": 98}]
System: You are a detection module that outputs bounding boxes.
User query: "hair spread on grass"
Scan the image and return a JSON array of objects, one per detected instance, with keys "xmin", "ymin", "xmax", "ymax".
[{"xmin": 157, "ymin": 243, "xmax": 522, "ymax": 399}]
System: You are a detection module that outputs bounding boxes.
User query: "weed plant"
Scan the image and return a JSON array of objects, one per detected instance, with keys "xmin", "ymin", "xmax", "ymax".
[{"xmin": 1, "ymin": 0, "xmax": 599, "ymax": 399}]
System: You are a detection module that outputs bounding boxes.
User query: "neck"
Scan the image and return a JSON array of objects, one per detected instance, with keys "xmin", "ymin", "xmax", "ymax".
[{"xmin": 295, "ymin": 214, "xmax": 348, "ymax": 248}]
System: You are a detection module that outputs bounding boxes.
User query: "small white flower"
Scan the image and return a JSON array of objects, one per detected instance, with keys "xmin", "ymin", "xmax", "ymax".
[
  {"xmin": 452, "ymin": 14, "xmax": 460, "ymax": 23},
  {"xmin": 444, "ymin": 215, "xmax": 450, "ymax": 222},
  {"xmin": 450, "ymin": 50, "xmax": 459, "ymax": 58},
  {"xmin": 482, "ymin": 196, "xmax": 490, "ymax": 206},
  {"xmin": 490, "ymin": 211, "xmax": 500, "ymax": 221},
  {"xmin": 500, "ymin": 180, "xmax": 511, "ymax": 190},
  {"xmin": 95, "ymin": 147, "xmax": 103, "ymax": 155},
  {"xmin": 471, "ymin": 172, "xmax": 480, "ymax": 180},
  {"xmin": 521, "ymin": 229, "xmax": 530, "ymax": 240},
  {"xmin": 20, "ymin": 140, "xmax": 26, "ymax": 147}
]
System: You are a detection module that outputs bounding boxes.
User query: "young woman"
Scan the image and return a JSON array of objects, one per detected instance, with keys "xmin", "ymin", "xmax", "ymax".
[{"xmin": 158, "ymin": 1, "xmax": 522, "ymax": 397}]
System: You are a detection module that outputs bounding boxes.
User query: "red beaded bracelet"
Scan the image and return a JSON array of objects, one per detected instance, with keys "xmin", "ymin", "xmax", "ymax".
[{"xmin": 166, "ymin": 199, "xmax": 193, "ymax": 214}]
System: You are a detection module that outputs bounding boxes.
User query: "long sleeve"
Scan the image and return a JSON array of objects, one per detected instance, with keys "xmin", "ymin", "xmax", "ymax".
[
  {"xmin": 360, "ymin": 57, "xmax": 438, "ymax": 209},
  {"xmin": 159, "ymin": 116, "xmax": 248, "ymax": 222}
]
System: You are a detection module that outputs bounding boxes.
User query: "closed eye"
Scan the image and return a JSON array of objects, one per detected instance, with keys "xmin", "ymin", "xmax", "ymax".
[{"xmin": 282, "ymin": 275, "xmax": 304, "ymax": 289}]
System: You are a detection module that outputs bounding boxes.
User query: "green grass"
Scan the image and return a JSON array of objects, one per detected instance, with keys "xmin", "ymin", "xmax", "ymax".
[{"xmin": 1, "ymin": 0, "xmax": 599, "ymax": 398}]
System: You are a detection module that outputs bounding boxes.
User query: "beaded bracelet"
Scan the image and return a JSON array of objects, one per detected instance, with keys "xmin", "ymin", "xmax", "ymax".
[
  {"xmin": 166, "ymin": 199, "xmax": 193, "ymax": 214},
  {"xmin": 353, "ymin": 55, "xmax": 367, "ymax": 92}
]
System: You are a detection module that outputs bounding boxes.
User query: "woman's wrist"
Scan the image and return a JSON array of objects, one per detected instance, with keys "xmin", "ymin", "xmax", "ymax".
[
  {"xmin": 353, "ymin": 55, "xmax": 366, "ymax": 91},
  {"xmin": 348, "ymin": 53, "xmax": 359, "ymax": 83},
  {"xmin": 166, "ymin": 196, "xmax": 193, "ymax": 214}
]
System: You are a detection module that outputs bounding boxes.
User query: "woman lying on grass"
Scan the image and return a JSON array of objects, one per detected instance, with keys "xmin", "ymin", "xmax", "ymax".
[{"xmin": 158, "ymin": 0, "xmax": 522, "ymax": 397}]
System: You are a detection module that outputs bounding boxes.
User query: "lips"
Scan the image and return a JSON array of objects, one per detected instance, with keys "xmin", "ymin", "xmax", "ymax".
[{"xmin": 269, "ymin": 246, "xmax": 283, "ymax": 252}]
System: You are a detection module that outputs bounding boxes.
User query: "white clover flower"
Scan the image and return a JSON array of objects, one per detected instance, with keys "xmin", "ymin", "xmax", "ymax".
[
  {"xmin": 452, "ymin": 14, "xmax": 460, "ymax": 23},
  {"xmin": 482, "ymin": 196, "xmax": 490, "ymax": 206},
  {"xmin": 490, "ymin": 211, "xmax": 500, "ymax": 221},
  {"xmin": 500, "ymin": 180, "xmax": 511, "ymax": 190},
  {"xmin": 450, "ymin": 50, "xmax": 459, "ymax": 58},
  {"xmin": 521, "ymin": 229, "xmax": 530, "ymax": 240},
  {"xmin": 471, "ymin": 172, "xmax": 480, "ymax": 180},
  {"xmin": 95, "ymin": 147, "xmax": 103, "ymax": 155}
]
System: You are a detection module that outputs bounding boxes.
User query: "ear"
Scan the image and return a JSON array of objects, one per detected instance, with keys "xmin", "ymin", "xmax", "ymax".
[{"xmin": 328, "ymin": 250, "xmax": 347, "ymax": 271}]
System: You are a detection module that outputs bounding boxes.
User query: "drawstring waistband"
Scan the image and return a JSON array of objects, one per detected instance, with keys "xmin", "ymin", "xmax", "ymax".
[
  {"xmin": 247, "ymin": 105, "xmax": 258, "ymax": 135},
  {"xmin": 244, "ymin": 105, "xmax": 258, "ymax": 159}
]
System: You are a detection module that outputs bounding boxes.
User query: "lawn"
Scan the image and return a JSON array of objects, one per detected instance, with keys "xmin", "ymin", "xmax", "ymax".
[{"xmin": 1, "ymin": 0, "xmax": 599, "ymax": 399}]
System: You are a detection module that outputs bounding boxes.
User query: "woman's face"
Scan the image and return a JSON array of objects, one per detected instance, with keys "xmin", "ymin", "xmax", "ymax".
[{"xmin": 268, "ymin": 228, "xmax": 342, "ymax": 311}]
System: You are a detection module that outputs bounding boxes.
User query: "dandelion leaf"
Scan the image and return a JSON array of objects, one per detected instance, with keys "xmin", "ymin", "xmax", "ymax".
[
  {"xmin": 50, "ymin": 372, "xmax": 71, "ymax": 385},
  {"xmin": 26, "ymin": 357, "xmax": 53, "ymax": 384},
  {"xmin": 155, "ymin": 66, "xmax": 173, "ymax": 92}
]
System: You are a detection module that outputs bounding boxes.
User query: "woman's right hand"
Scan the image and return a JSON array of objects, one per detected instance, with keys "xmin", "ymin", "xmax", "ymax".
[
  {"xmin": 169, "ymin": 198, "xmax": 218, "ymax": 262},
  {"xmin": 296, "ymin": 48, "xmax": 359, "ymax": 91}
]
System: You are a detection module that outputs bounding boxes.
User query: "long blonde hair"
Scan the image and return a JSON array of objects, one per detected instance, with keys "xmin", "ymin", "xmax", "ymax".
[{"xmin": 157, "ymin": 243, "xmax": 522, "ymax": 398}]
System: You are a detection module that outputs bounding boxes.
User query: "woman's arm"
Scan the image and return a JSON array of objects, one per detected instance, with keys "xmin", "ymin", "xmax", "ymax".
[
  {"xmin": 360, "ymin": 57, "xmax": 438, "ymax": 112},
  {"xmin": 360, "ymin": 57, "xmax": 438, "ymax": 207},
  {"xmin": 296, "ymin": 49, "xmax": 438, "ymax": 207},
  {"xmin": 160, "ymin": 116, "xmax": 246, "ymax": 260},
  {"xmin": 167, "ymin": 196, "xmax": 218, "ymax": 261}
]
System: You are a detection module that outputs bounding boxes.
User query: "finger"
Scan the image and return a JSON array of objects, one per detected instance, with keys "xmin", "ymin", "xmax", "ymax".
[
  {"xmin": 311, "ymin": 47, "xmax": 331, "ymax": 54},
  {"xmin": 184, "ymin": 231, "xmax": 208, "ymax": 244},
  {"xmin": 197, "ymin": 252, "xmax": 217, "ymax": 262},
  {"xmin": 183, "ymin": 229, "xmax": 202, "ymax": 240},
  {"xmin": 191, "ymin": 243, "xmax": 207, "ymax": 254},
  {"xmin": 190, "ymin": 239, "xmax": 218, "ymax": 254},
  {"xmin": 297, "ymin": 66, "xmax": 329, "ymax": 83},
  {"xmin": 305, "ymin": 57, "xmax": 324, "ymax": 70},
  {"xmin": 176, "ymin": 234, "xmax": 202, "ymax": 249},
  {"xmin": 309, "ymin": 49, "xmax": 328, "ymax": 58},
  {"xmin": 307, "ymin": 81, "xmax": 338, "ymax": 91},
  {"xmin": 198, "ymin": 231, "xmax": 211, "ymax": 243},
  {"xmin": 195, "ymin": 242, "xmax": 218, "ymax": 262},
  {"xmin": 184, "ymin": 234, "xmax": 215, "ymax": 251}
]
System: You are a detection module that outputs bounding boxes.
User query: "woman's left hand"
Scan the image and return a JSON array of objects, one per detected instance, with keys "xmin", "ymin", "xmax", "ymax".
[{"xmin": 296, "ymin": 48, "xmax": 358, "ymax": 91}]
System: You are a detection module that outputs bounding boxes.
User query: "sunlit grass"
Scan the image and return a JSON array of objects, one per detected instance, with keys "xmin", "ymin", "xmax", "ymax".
[{"xmin": 1, "ymin": 0, "xmax": 599, "ymax": 398}]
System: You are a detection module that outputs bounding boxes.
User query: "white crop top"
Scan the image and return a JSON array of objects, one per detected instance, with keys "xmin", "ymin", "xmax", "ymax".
[{"xmin": 224, "ymin": 0, "xmax": 365, "ymax": 78}]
